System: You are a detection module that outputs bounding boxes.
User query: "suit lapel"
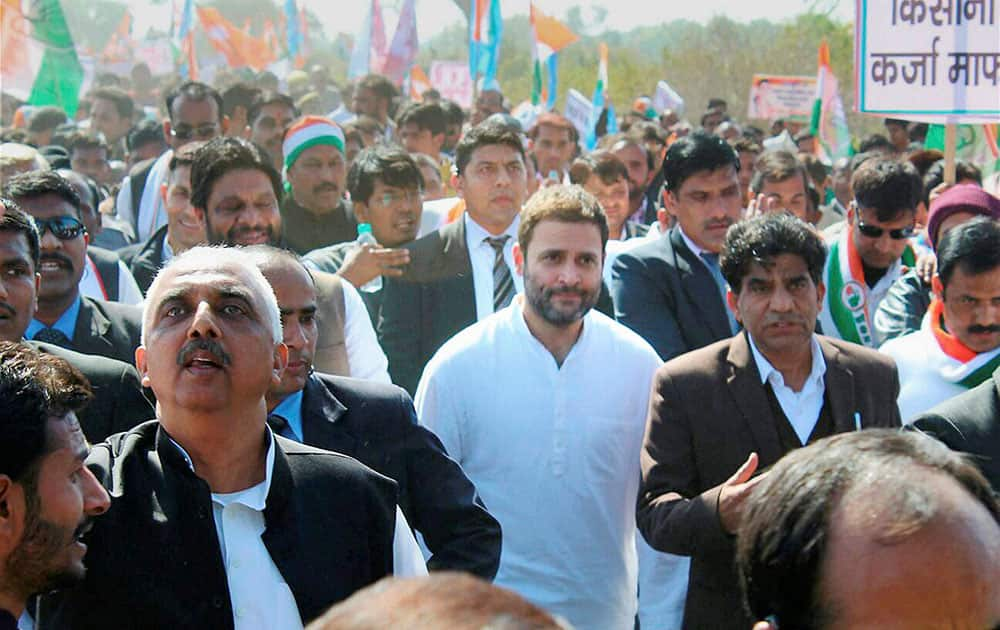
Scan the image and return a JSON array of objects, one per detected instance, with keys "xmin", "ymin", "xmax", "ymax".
[
  {"xmin": 726, "ymin": 334, "xmax": 784, "ymax": 464},
  {"xmin": 300, "ymin": 375, "xmax": 357, "ymax": 454},
  {"xmin": 434, "ymin": 218, "xmax": 477, "ymax": 330},
  {"xmin": 819, "ymin": 338, "xmax": 858, "ymax": 433},
  {"xmin": 72, "ymin": 297, "xmax": 114, "ymax": 356},
  {"xmin": 670, "ymin": 228, "xmax": 731, "ymax": 338}
]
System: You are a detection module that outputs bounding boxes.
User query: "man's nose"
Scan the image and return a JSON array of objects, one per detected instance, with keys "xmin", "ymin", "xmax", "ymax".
[
  {"xmin": 188, "ymin": 301, "xmax": 220, "ymax": 338},
  {"xmin": 82, "ymin": 467, "xmax": 111, "ymax": 516}
]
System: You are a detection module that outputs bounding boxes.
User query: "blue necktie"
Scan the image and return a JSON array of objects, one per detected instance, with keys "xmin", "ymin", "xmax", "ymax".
[
  {"xmin": 34, "ymin": 327, "xmax": 71, "ymax": 348},
  {"xmin": 701, "ymin": 252, "xmax": 739, "ymax": 334}
]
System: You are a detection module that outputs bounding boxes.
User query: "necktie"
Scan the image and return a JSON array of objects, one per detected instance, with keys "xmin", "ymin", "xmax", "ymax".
[
  {"xmin": 700, "ymin": 252, "xmax": 739, "ymax": 334},
  {"xmin": 485, "ymin": 236, "xmax": 515, "ymax": 312},
  {"xmin": 33, "ymin": 327, "xmax": 71, "ymax": 348}
]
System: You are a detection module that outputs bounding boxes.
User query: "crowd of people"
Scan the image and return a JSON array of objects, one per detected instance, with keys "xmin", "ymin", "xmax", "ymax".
[{"xmin": 0, "ymin": 63, "xmax": 999, "ymax": 630}]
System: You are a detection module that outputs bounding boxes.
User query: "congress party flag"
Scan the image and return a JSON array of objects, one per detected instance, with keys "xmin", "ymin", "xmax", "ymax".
[
  {"xmin": 584, "ymin": 43, "xmax": 614, "ymax": 150},
  {"xmin": 530, "ymin": 2, "xmax": 578, "ymax": 110},
  {"xmin": 348, "ymin": 0, "xmax": 388, "ymax": 80},
  {"xmin": 469, "ymin": 0, "xmax": 502, "ymax": 90},
  {"xmin": 174, "ymin": 0, "xmax": 198, "ymax": 80},
  {"xmin": 382, "ymin": 0, "xmax": 418, "ymax": 84},
  {"xmin": 410, "ymin": 65, "xmax": 432, "ymax": 100},
  {"xmin": 197, "ymin": 6, "xmax": 276, "ymax": 71},
  {"xmin": 1, "ymin": 0, "xmax": 84, "ymax": 116},
  {"xmin": 284, "ymin": 0, "xmax": 304, "ymax": 68},
  {"xmin": 926, "ymin": 124, "xmax": 1000, "ymax": 177},
  {"xmin": 809, "ymin": 40, "xmax": 851, "ymax": 165}
]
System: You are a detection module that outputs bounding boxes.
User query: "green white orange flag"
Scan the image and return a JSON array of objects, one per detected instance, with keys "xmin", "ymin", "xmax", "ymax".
[
  {"xmin": 809, "ymin": 40, "xmax": 851, "ymax": 165},
  {"xmin": 1, "ymin": 0, "xmax": 84, "ymax": 116},
  {"xmin": 925, "ymin": 123, "xmax": 1000, "ymax": 178},
  {"xmin": 530, "ymin": 2, "xmax": 577, "ymax": 109}
]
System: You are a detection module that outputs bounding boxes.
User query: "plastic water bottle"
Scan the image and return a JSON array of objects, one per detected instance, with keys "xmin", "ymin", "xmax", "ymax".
[{"xmin": 355, "ymin": 223, "xmax": 382, "ymax": 293}]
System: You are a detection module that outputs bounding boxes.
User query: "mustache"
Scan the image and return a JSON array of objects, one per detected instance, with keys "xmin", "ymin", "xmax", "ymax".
[
  {"xmin": 73, "ymin": 516, "xmax": 95, "ymax": 540},
  {"xmin": 0, "ymin": 301, "xmax": 15, "ymax": 318},
  {"xmin": 314, "ymin": 183, "xmax": 339, "ymax": 194},
  {"xmin": 704, "ymin": 218, "xmax": 734, "ymax": 230},
  {"xmin": 967, "ymin": 324, "xmax": 1000, "ymax": 335},
  {"xmin": 39, "ymin": 252, "xmax": 73, "ymax": 268},
  {"xmin": 176, "ymin": 338, "xmax": 232, "ymax": 367},
  {"xmin": 226, "ymin": 224, "xmax": 277, "ymax": 242}
]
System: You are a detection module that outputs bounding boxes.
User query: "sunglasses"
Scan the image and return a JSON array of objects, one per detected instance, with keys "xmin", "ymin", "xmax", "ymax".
[
  {"xmin": 856, "ymin": 221, "xmax": 915, "ymax": 240},
  {"xmin": 170, "ymin": 123, "xmax": 218, "ymax": 141},
  {"xmin": 34, "ymin": 216, "xmax": 86, "ymax": 240}
]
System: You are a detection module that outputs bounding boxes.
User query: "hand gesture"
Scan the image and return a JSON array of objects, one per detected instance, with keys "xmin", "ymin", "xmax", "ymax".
[
  {"xmin": 338, "ymin": 243, "xmax": 410, "ymax": 288},
  {"xmin": 717, "ymin": 452, "xmax": 768, "ymax": 534}
]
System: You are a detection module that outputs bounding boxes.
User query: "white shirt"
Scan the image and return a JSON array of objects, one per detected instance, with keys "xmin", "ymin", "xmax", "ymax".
[
  {"xmin": 415, "ymin": 299, "xmax": 683, "ymax": 630},
  {"xmin": 115, "ymin": 149, "xmax": 172, "ymax": 242},
  {"xmin": 171, "ymin": 429, "xmax": 426, "ymax": 630},
  {"xmin": 341, "ymin": 280, "xmax": 391, "ymax": 383},
  {"xmin": 749, "ymin": 334, "xmax": 828, "ymax": 444},
  {"xmin": 463, "ymin": 213, "xmax": 523, "ymax": 321},
  {"xmin": 80, "ymin": 255, "xmax": 144, "ymax": 305}
]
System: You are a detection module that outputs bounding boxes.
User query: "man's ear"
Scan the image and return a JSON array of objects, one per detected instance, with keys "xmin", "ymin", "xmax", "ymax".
[
  {"xmin": 513, "ymin": 242, "xmax": 524, "ymax": 276},
  {"xmin": 656, "ymin": 207, "xmax": 671, "ymax": 234},
  {"xmin": 220, "ymin": 115, "xmax": 231, "ymax": 136},
  {"xmin": 272, "ymin": 342, "xmax": 289, "ymax": 387},
  {"xmin": 453, "ymin": 173, "xmax": 464, "ymax": 199},
  {"xmin": 353, "ymin": 202, "xmax": 370, "ymax": 224},
  {"xmin": 726, "ymin": 287, "xmax": 740, "ymax": 321},
  {"xmin": 847, "ymin": 201, "xmax": 856, "ymax": 225},
  {"xmin": 134, "ymin": 346, "xmax": 151, "ymax": 387},
  {"xmin": 0, "ymin": 476, "xmax": 26, "ymax": 553},
  {"xmin": 931, "ymin": 275, "xmax": 944, "ymax": 301}
]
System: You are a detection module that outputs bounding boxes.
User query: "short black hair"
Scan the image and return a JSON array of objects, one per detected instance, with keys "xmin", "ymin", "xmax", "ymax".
[
  {"xmin": 221, "ymin": 82, "xmax": 261, "ymax": 119},
  {"xmin": 600, "ymin": 133, "xmax": 655, "ymax": 172},
  {"xmin": 454, "ymin": 121, "xmax": 525, "ymax": 177},
  {"xmin": 3, "ymin": 170, "xmax": 82, "ymax": 219},
  {"xmin": 440, "ymin": 100, "xmax": 465, "ymax": 126},
  {"xmin": 27, "ymin": 106, "xmax": 68, "ymax": 134},
  {"xmin": 661, "ymin": 130, "xmax": 740, "ymax": 193},
  {"xmin": 348, "ymin": 146, "xmax": 424, "ymax": 205},
  {"xmin": 67, "ymin": 131, "xmax": 109, "ymax": 157},
  {"xmin": 0, "ymin": 341, "xmax": 93, "ymax": 484},
  {"xmin": 737, "ymin": 429, "xmax": 998, "ymax": 629},
  {"xmin": 936, "ymin": 216, "xmax": 1000, "ymax": 288},
  {"xmin": 167, "ymin": 140, "xmax": 205, "ymax": 173},
  {"xmin": 189, "ymin": 137, "xmax": 281, "ymax": 211},
  {"xmin": 396, "ymin": 102, "xmax": 446, "ymax": 136},
  {"xmin": 165, "ymin": 81, "xmax": 224, "ymax": 123},
  {"xmin": 247, "ymin": 91, "xmax": 298, "ymax": 127},
  {"xmin": 851, "ymin": 157, "xmax": 922, "ymax": 221},
  {"xmin": 356, "ymin": 74, "xmax": 398, "ymax": 103},
  {"xmin": 0, "ymin": 197, "xmax": 41, "ymax": 267},
  {"xmin": 720, "ymin": 212, "xmax": 827, "ymax": 293},
  {"xmin": 569, "ymin": 151, "xmax": 629, "ymax": 186},
  {"xmin": 126, "ymin": 119, "xmax": 166, "ymax": 152},
  {"xmin": 750, "ymin": 150, "xmax": 808, "ymax": 194},
  {"xmin": 90, "ymin": 87, "xmax": 134, "ymax": 120},
  {"xmin": 857, "ymin": 133, "xmax": 895, "ymax": 154},
  {"xmin": 922, "ymin": 159, "xmax": 983, "ymax": 206}
]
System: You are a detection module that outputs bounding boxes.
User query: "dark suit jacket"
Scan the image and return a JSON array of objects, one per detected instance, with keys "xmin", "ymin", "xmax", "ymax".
[
  {"xmin": 39, "ymin": 421, "xmax": 397, "ymax": 629},
  {"xmin": 125, "ymin": 224, "xmax": 168, "ymax": 295},
  {"xmin": 71, "ymin": 296, "xmax": 143, "ymax": 365},
  {"xmin": 637, "ymin": 333, "xmax": 901, "ymax": 629},
  {"xmin": 380, "ymin": 219, "xmax": 614, "ymax": 394},
  {"xmin": 296, "ymin": 373, "xmax": 502, "ymax": 578},
  {"xmin": 611, "ymin": 226, "xmax": 733, "ymax": 362},
  {"xmin": 30, "ymin": 341, "xmax": 153, "ymax": 442},
  {"xmin": 908, "ymin": 367, "xmax": 1000, "ymax": 492}
]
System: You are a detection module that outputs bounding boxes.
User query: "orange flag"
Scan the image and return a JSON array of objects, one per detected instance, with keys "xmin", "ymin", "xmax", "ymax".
[{"xmin": 196, "ymin": 6, "xmax": 276, "ymax": 71}]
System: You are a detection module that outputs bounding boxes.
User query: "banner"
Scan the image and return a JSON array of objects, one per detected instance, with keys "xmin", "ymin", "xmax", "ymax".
[
  {"xmin": 653, "ymin": 80, "xmax": 685, "ymax": 114},
  {"xmin": 855, "ymin": 0, "xmax": 1000, "ymax": 120},
  {"xmin": 565, "ymin": 88, "xmax": 594, "ymax": 142},
  {"xmin": 747, "ymin": 74, "xmax": 817, "ymax": 121},
  {"xmin": 429, "ymin": 60, "xmax": 473, "ymax": 107}
]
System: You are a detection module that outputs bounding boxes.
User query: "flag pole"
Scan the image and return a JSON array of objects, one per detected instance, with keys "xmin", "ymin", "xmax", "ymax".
[{"xmin": 944, "ymin": 124, "xmax": 957, "ymax": 185}]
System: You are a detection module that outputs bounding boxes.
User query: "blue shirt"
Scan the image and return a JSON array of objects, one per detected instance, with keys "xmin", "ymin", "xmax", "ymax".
[
  {"xmin": 26, "ymin": 295, "xmax": 81, "ymax": 342},
  {"xmin": 270, "ymin": 390, "xmax": 304, "ymax": 442}
]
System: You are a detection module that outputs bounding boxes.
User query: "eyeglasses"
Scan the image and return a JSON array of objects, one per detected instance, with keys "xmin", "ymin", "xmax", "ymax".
[
  {"xmin": 170, "ymin": 123, "xmax": 219, "ymax": 141},
  {"xmin": 372, "ymin": 190, "xmax": 423, "ymax": 206},
  {"xmin": 856, "ymin": 221, "xmax": 915, "ymax": 240},
  {"xmin": 34, "ymin": 216, "xmax": 86, "ymax": 240}
]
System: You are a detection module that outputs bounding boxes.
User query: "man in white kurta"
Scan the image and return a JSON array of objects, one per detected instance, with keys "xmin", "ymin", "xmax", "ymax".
[{"xmin": 415, "ymin": 185, "xmax": 685, "ymax": 630}]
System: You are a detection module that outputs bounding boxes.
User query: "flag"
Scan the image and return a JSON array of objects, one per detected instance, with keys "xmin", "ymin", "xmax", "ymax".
[
  {"xmin": 175, "ymin": 0, "xmax": 198, "ymax": 79},
  {"xmin": 283, "ymin": 0, "xmax": 304, "ymax": 68},
  {"xmin": 197, "ymin": 6, "xmax": 277, "ymax": 72},
  {"xmin": 382, "ymin": 0, "xmax": 418, "ymax": 84},
  {"xmin": 348, "ymin": 0, "xmax": 388, "ymax": 79},
  {"xmin": 100, "ymin": 9, "xmax": 134, "ymax": 65},
  {"xmin": 584, "ymin": 43, "xmax": 612, "ymax": 150},
  {"xmin": 925, "ymin": 124, "xmax": 1000, "ymax": 177},
  {"xmin": 410, "ymin": 65, "xmax": 432, "ymax": 100},
  {"xmin": 469, "ymin": 0, "xmax": 502, "ymax": 90},
  {"xmin": 809, "ymin": 40, "xmax": 851, "ymax": 165},
  {"xmin": 1, "ymin": 0, "xmax": 84, "ymax": 116},
  {"xmin": 529, "ymin": 3, "xmax": 577, "ymax": 110}
]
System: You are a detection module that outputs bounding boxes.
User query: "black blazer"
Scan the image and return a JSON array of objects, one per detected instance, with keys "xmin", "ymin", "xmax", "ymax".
[
  {"xmin": 30, "ymin": 341, "xmax": 153, "ymax": 442},
  {"xmin": 297, "ymin": 373, "xmax": 502, "ymax": 579},
  {"xmin": 908, "ymin": 367, "xmax": 1000, "ymax": 492},
  {"xmin": 125, "ymin": 224, "xmax": 169, "ymax": 295},
  {"xmin": 638, "ymin": 333, "xmax": 902, "ymax": 629},
  {"xmin": 610, "ymin": 225, "xmax": 733, "ymax": 361},
  {"xmin": 39, "ymin": 421, "xmax": 397, "ymax": 629},
  {"xmin": 71, "ymin": 296, "xmax": 143, "ymax": 365}
]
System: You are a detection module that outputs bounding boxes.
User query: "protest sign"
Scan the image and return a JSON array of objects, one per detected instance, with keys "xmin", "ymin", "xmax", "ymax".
[
  {"xmin": 564, "ymin": 88, "xmax": 594, "ymax": 142},
  {"xmin": 653, "ymin": 80, "xmax": 685, "ymax": 114},
  {"xmin": 855, "ymin": 0, "xmax": 1000, "ymax": 120},
  {"xmin": 747, "ymin": 74, "xmax": 817, "ymax": 121},
  {"xmin": 430, "ymin": 61, "xmax": 473, "ymax": 108}
]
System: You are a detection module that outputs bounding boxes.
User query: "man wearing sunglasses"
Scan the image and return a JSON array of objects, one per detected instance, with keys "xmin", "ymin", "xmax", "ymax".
[
  {"xmin": 819, "ymin": 157, "xmax": 920, "ymax": 348},
  {"xmin": 3, "ymin": 171, "xmax": 142, "ymax": 365},
  {"xmin": 114, "ymin": 81, "xmax": 227, "ymax": 244}
]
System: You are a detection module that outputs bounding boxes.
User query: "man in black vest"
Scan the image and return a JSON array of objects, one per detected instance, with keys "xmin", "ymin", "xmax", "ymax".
[{"xmin": 39, "ymin": 246, "xmax": 406, "ymax": 629}]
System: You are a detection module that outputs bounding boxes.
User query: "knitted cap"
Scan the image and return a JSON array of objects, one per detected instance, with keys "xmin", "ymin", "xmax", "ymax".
[
  {"xmin": 282, "ymin": 116, "xmax": 345, "ymax": 173},
  {"xmin": 926, "ymin": 184, "xmax": 1000, "ymax": 249}
]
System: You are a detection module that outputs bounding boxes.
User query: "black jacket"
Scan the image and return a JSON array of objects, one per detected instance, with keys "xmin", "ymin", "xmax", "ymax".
[
  {"xmin": 39, "ymin": 421, "xmax": 397, "ymax": 629},
  {"xmin": 125, "ymin": 224, "xmax": 169, "ymax": 295},
  {"xmin": 296, "ymin": 373, "xmax": 502, "ymax": 579},
  {"xmin": 71, "ymin": 296, "xmax": 143, "ymax": 365}
]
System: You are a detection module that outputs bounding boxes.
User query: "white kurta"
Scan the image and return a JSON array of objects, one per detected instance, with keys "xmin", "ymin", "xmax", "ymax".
[{"xmin": 415, "ymin": 299, "xmax": 685, "ymax": 630}]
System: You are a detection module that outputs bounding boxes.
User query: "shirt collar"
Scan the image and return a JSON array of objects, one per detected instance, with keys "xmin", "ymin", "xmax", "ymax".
[
  {"xmin": 677, "ymin": 226, "xmax": 708, "ymax": 259},
  {"xmin": 270, "ymin": 389, "xmax": 304, "ymax": 442},
  {"xmin": 168, "ymin": 426, "xmax": 277, "ymax": 512},
  {"xmin": 748, "ymin": 332, "xmax": 827, "ymax": 388},
  {"xmin": 26, "ymin": 294, "xmax": 81, "ymax": 341},
  {"xmin": 464, "ymin": 212, "xmax": 520, "ymax": 248}
]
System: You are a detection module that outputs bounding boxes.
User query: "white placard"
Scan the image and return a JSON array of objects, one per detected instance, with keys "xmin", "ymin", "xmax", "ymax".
[
  {"xmin": 747, "ymin": 74, "xmax": 817, "ymax": 121},
  {"xmin": 653, "ymin": 80, "xmax": 685, "ymax": 114},
  {"xmin": 855, "ymin": 0, "xmax": 1000, "ymax": 120},
  {"xmin": 564, "ymin": 88, "xmax": 593, "ymax": 141}
]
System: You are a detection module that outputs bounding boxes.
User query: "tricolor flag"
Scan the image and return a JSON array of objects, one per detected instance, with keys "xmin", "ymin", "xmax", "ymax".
[
  {"xmin": 925, "ymin": 124, "xmax": 1000, "ymax": 177},
  {"xmin": 348, "ymin": 0, "xmax": 388, "ymax": 80},
  {"xmin": 530, "ymin": 2, "xmax": 577, "ymax": 110},
  {"xmin": 584, "ymin": 43, "xmax": 613, "ymax": 150},
  {"xmin": 1, "ymin": 0, "xmax": 84, "ymax": 116},
  {"xmin": 284, "ymin": 0, "xmax": 304, "ymax": 67},
  {"xmin": 197, "ymin": 6, "xmax": 277, "ymax": 72},
  {"xmin": 100, "ymin": 9, "xmax": 134, "ymax": 65},
  {"xmin": 469, "ymin": 0, "xmax": 502, "ymax": 90},
  {"xmin": 809, "ymin": 40, "xmax": 851, "ymax": 165},
  {"xmin": 382, "ymin": 0, "xmax": 418, "ymax": 84},
  {"xmin": 175, "ymin": 0, "xmax": 198, "ymax": 80},
  {"xmin": 410, "ymin": 65, "xmax": 432, "ymax": 101}
]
